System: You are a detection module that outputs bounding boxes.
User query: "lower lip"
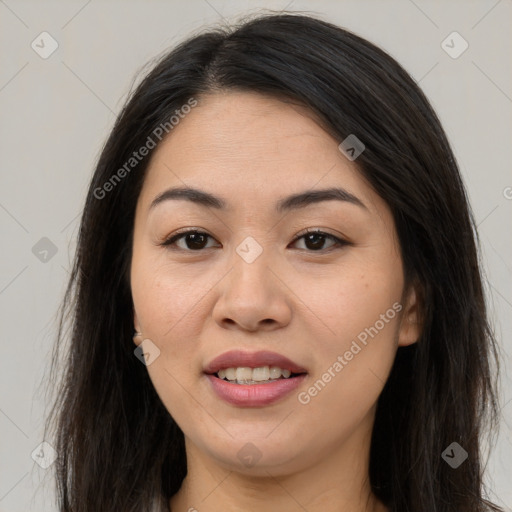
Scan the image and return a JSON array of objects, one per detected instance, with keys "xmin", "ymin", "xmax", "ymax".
[{"xmin": 205, "ymin": 373, "xmax": 307, "ymax": 407}]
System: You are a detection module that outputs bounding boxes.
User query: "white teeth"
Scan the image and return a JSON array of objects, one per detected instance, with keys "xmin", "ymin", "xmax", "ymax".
[
  {"xmin": 224, "ymin": 368, "xmax": 236, "ymax": 380},
  {"xmin": 268, "ymin": 366, "xmax": 281, "ymax": 379},
  {"xmin": 252, "ymin": 366, "xmax": 270, "ymax": 381},
  {"xmin": 216, "ymin": 365, "xmax": 296, "ymax": 383},
  {"xmin": 235, "ymin": 367, "xmax": 253, "ymax": 381}
]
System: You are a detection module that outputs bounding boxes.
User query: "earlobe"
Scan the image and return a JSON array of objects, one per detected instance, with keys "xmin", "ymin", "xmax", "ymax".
[
  {"xmin": 397, "ymin": 285, "xmax": 423, "ymax": 347},
  {"xmin": 133, "ymin": 331, "xmax": 143, "ymax": 346},
  {"xmin": 133, "ymin": 311, "xmax": 142, "ymax": 346}
]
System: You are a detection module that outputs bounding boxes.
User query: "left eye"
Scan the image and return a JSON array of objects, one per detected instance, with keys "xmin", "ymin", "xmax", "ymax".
[
  {"xmin": 291, "ymin": 230, "xmax": 347, "ymax": 251},
  {"xmin": 161, "ymin": 229, "xmax": 347, "ymax": 252}
]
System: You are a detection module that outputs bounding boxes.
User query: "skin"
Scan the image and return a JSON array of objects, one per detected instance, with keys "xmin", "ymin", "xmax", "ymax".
[{"xmin": 130, "ymin": 90, "xmax": 421, "ymax": 512}]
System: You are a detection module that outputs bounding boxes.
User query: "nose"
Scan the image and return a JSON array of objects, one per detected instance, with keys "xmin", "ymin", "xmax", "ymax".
[{"xmin": 212, "ymin": 245, "xmax": 292, "ymax": 332}]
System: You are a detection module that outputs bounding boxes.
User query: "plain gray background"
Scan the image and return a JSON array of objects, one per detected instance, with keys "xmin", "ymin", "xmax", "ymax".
[{"xmin": 0, "ymin": 1, "xmax": 511, "ymax": 511}]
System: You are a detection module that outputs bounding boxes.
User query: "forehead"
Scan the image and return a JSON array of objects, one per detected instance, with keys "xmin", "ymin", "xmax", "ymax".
[{"xmin": 138, "ymin": 91, "xmax": 380, "ymax": 215}]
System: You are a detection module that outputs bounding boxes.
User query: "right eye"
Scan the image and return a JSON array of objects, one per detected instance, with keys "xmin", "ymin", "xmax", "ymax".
[{"xmin": 160, "ymin": 229, "xmax": 220, "ymax": 251}]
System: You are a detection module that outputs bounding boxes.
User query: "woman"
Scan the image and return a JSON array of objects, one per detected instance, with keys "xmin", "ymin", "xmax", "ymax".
[{"xmin": 46, "ymin": 12, "xmax": 504, "ymax": 512}]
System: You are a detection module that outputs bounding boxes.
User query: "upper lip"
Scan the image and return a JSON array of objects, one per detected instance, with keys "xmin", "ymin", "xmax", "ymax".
[{"xmin": 204, "ymin": 350, "xmax": 308, "ymax": 375}]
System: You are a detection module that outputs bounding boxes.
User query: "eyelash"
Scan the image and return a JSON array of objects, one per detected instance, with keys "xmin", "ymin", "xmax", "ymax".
[{"xmin": 159, "ymin": 228, "xmax": 349, "ymax": 253}]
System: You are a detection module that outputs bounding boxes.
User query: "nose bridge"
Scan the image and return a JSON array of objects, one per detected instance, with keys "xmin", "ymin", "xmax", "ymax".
[
  {"xmin": 212, "ymin": 232, "xmax": 292, "ymax": 330},
  {"xmin": 235, "ymin": 234, "xmax": 267, "ymax": 266},
  {"xmin": 230, "ymin": 233, "xmax": 275, "ymax": 295}
]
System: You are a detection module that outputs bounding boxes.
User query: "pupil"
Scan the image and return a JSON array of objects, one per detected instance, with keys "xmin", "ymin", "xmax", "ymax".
[
  {"xmin": 187, "ymin": 233, "xmax": 206, "ymax": 250},
  {"xmin": 306, "ymin": 233, "xmax": 324, "ymax": 250}
]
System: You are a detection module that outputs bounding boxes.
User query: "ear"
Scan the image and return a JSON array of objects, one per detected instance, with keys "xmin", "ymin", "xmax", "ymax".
[
  {"xmin": 133, "ymin": 310, "xmax": 142, "ymax": 347},
  {"xmin": 397, "ymin": 284, "xmax": 423, "ymax": 347}
]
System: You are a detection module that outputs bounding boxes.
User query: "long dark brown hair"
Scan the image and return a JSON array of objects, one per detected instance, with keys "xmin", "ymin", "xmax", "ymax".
[{"xmin": 45, "ymin": 12, "xmax": 504, "ymax": 512}]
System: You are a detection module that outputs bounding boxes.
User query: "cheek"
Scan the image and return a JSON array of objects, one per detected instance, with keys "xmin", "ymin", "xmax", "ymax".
[
  {"xmin": 299, "ymin": 260, "xmax": 403, "ymax": 414},
  {"xmin": 131, "ymin": 258, "xmax": 209, "ymax": 420},
  {"xmin": 131, "ymin": 249, "xmax": 214, "ymax": 340},
  {"xmin": 297, "ymin": 290, "xmax": 401, "ymax": 437},
  {"xmin": 130, "ymin": 251, "xmax": 227, "ymax": 407},
  {"xmin": 310, "ymin": 261, "xmax": 403, "ymax": 346},
  {"xmin": 131, "ymin": 255, "xmax": 191, "ymax": 366}
]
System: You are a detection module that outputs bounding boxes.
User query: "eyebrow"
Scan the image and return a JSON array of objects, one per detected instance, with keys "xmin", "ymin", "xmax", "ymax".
[{"xmin": 149, "ymin": 186, "xmax": 367, "ymax": 213}]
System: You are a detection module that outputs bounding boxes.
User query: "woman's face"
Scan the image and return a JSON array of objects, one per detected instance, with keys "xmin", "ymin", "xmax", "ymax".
[{"xmin": 130, "ymin": 91, "xmax": 419, "ymax": 476}]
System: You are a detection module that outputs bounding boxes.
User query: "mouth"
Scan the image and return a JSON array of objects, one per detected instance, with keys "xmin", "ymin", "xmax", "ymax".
[
  {"xmin": 203, "ymin": 349, "xmax": 308, "ymax": 382},
  {"xmin": 210, "ymin": 366, "xmax": 306, "ymax": 385},
  {"xmin": 203, "ymin": 350, "xmax": 308, "ymax": 406}
]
